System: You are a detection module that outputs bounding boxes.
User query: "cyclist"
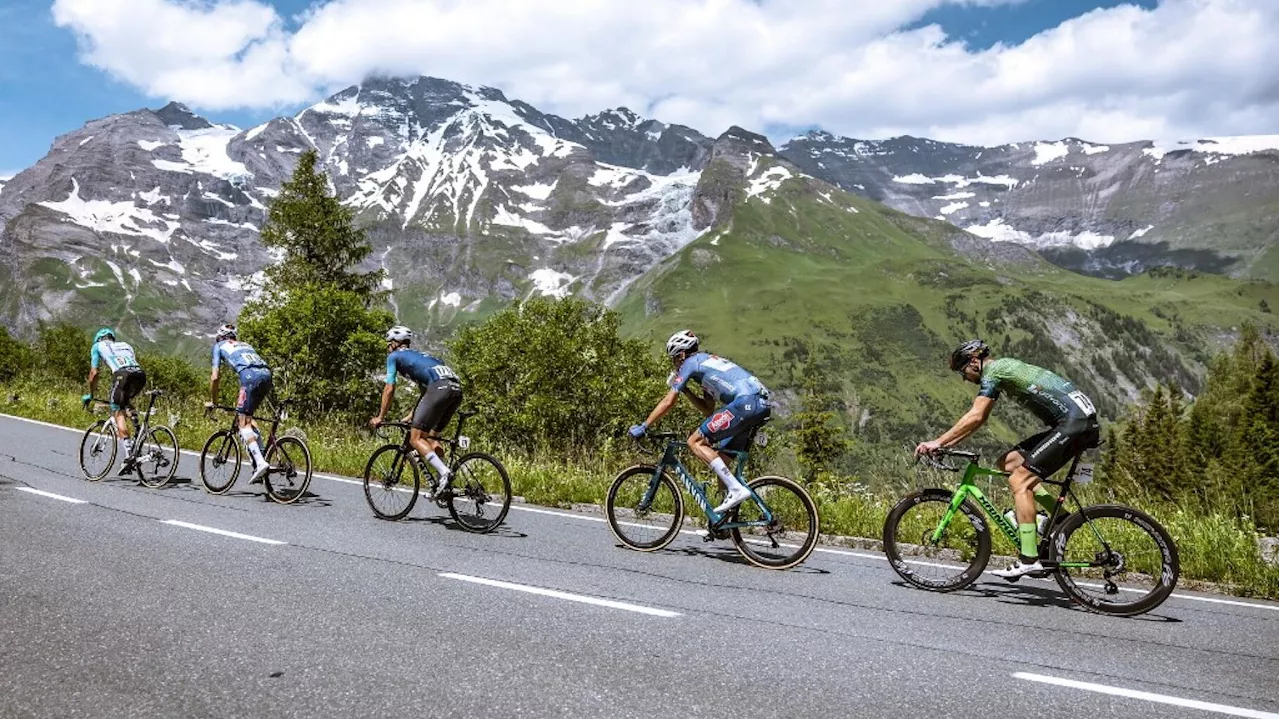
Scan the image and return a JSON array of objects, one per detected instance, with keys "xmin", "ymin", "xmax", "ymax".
[
  {"xmin": 83, "ymin": 328, "xmax": 147, "ymax": 475},
  {"xmin": 916, "ymin": 339, "xmax": 1100, "ymax": 579},
  {"xmin": 630, "ymin": 330, "xmax": 771, "ymax": 516},
  {"xmin": 369, "ymin": 326, "xmax": 462, "ymax": 495},
  {"xmin": 205, "ymin": 324, "xmax": 273, "ymax": 483}
]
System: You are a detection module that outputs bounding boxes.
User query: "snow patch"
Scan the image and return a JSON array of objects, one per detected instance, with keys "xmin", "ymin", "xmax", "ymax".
[
  {"xmin": 1143, "ymin": 135, "xmax": 1279, "ymax": 160},
  {"xmin": 745, "ymin": 166, "xmax": 794, "ymax": 201},
  {"xmin": 967, "ymin": 218, "xmax": 1115, "ymax": 250},
  {"xmin": 528, "ymin": 269, "xmax": 576, "ymax": 299},
  {"xmin": 1129, "ymin": 225, "xmax": 1154, "ymax": 239},
  {"xmin": 1082, "ymin": 143, "xmax": 1110, "ymax": 155},
  {"xmin": 137, "ymin": 140, "xmax": 164, "ymax": 152},
  {"xmin": 1031, "ymin": 141, "xmax": 1069, "ymax": 166},
  {"xmin": 932, "ymin": 191, "xmax": 975, "ymax": 200},
  {"xmin": 244, "ymin": 123, "xmax": 269, "ymax": 141},
  {"xmin": 512, "ymin": 181, "xmax": 556, "ymax": 200},
  {"xmin": 366, "ymin": 136, "xmax": 385, "ymax": 148},
  {"xmin": 150, "ymin": 126, "xmax": 251, "ymax": 180},
  {"xmin": 440, "ymin": 291, "xmax": 462, "ymax": 308},
  {"xmin": 939, "ymin": 202, "xmax": 968, "ymax": 215},
  {"xmin": 39, "ymin": 178, "xmax": 180, "ymax": 244}
]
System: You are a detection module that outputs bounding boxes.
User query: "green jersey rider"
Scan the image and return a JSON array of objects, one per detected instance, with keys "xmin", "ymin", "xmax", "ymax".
[
  {"xmin": 82, "ymin": 328, "xmax": 147, "ymax": 476},
  {"xmin": 916, "ymin": 340, "xmax": 1100, "ymax": 580}
]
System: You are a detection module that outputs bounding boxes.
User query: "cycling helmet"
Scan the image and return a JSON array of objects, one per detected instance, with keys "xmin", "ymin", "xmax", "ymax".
[
  {"xmin": 93, "ymin": 328, "xmax": 115, "ymax": 343},
  {"xmin": 385, "ymin": 325, "xmax": 413, "ymax": 344},
  {"xmin": 950, "ymin": 339, "xmax": 990, "ymax": 371},
  {"xmin": 665, "ymin": 329, "xmax": 699, "ymax": 358},
  {"xmin": 215, "ymin": 324, "xmax": 237, "ymax": 342}
]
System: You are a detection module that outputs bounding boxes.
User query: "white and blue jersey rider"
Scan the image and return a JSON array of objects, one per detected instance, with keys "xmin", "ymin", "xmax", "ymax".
[
  {"xmin": 370, "ymin": 325, "xmax": 463, "ymax": 495},
  {"xmin": 630, "ymin": 330, "xmax": 772, "ymax": 515},
  {"xmin": 205, "ymin": 324, "xmax": 273, "ymax": 483},
  {"xmin": 83, "ymin": 327, "xmax": 147, "ymax": 475}
]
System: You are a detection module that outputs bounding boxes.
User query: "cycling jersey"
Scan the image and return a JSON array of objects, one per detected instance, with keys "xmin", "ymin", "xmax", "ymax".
[
  {"xmin": 669, "ymin": 353, "xmax": 768, "ymax": 405},
  {"xmin": 979, "ymin": 357, "xmax": 1096, "ymax": 426},
  {"xmin": 90, "ymin": 340, "xmax": 140, "ymax": 372},
  {"xmin": 386, "ymin": 349, "xmax": 457, "ymax": 388},
  {"xmin": 212, "ymin": 340, "xmax": 270, "ymax": 380}
]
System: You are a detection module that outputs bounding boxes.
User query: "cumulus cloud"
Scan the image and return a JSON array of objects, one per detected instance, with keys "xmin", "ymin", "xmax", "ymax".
[{"xmin": 50, "ymin": 0, "xmax": 1279, "ymax": 144}]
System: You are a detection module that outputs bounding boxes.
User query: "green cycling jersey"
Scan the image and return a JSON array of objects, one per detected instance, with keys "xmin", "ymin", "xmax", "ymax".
[{"xmin": 978, "ymin": 357, "xmax": 1096, "ymax": 426}]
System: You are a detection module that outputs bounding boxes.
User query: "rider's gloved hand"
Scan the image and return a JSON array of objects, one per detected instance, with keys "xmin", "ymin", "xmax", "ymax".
[
  {"xmin": 628, "ymin": 423, "xmax": 648, "ymax": 439},
  {"xmin": 81, "ymin": 394, "xmax": 92, "ymax": 409}
]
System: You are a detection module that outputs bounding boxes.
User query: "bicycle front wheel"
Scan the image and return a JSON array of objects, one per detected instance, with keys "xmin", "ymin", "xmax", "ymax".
[
  {"xmin": 447, "ymin": 452, "xmax": 512, "ymax": 533},
  {"xmin": 263, "ymin": 436, "xmax": 312, "ymax": 504},
  {"xmin": 605, "ymin": 465, "xmax": 684, "ymax": 551},
  {"xmin": 730, "ymin": 475, "xmax": 820, "ymax": 570},
  {"xmin": 137, "ymin": 426, "xmax": 179, "ymax": 488},
  {"xmin": 363, "ymin": 445, "xmax": 419, "ymax": 520},
  {"xmin": 883, "ymin": 488, "xmax": 991, "ymax": 592},
  {"xmin": 1051, "ymin": 504, "xmax": 1179, "ymax": 617},
  {"xmin": 199, "ymin": 430, "xmax": 241, "ymax": 494},
  {"xmin": 79, "ymin": 420, "xmax": 117, "ymax": 480}
]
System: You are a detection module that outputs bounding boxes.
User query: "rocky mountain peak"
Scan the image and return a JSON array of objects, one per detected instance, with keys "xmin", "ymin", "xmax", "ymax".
[{"xmin": 153, "ymin": 102, "xmax": 214, "ymax": 131}]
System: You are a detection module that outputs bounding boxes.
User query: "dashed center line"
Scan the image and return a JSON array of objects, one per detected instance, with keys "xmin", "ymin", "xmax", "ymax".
[
  {"xmin": 161, "ymin": 520, "xmax": 286, "ymax": 545},
  {"xmin": 440, "ymin": 572, "xmax": 681, "ymax": 617},
  {"xmin": 1013, "ymin": 672, "xmax": 1279, "ymax": 719},
  {"xmin": 16, "ymin": 487, "xmax": 87, "ymax": 504}
]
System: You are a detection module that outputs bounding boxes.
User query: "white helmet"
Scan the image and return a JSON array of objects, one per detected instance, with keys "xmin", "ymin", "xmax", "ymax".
[
  {"xmin": 385, "ymin": 325, "xmax": 413, "ymax": 344},
  {"xmin": 215, "ymin": 324, "xmax": 237, "ymax": 341},
  {"xmin": 665, "ymin": 329, "xmax": 699, "ymax": 358}
]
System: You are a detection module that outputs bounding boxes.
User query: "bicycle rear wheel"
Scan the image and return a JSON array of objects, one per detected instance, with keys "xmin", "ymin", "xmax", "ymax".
[
  {"xmin": 363, "ymin": 445, "xmax": 419, "ymax": 520},
  {"xmin": 79, "ymin": 420, "xmax": 117, "ymax": 480},
  {"xmin": 730, "ymin": 475, "xmax": 819, "ymax": 570},
  {"xmin": 605, "ymin": 465, "xmax": 684, "ymax": 551},
  {"xmin": 446, "ymin": 452, "xmax": 512, "ymax": 533},
  {"xmin": 263, "ymin": 436, "xmax": 312, "ymax": 504},
  {"xmin": 1050, "ymin": 504, "xmax": 1179, "ymax": 616},
  {"xmin": 883, "ymin": 488, "xmax": 991, "ymax": 592},
  {"xmin": 199, "ymin": 430, "xmax": 241, "ymax": 494},
  {"xmin": 136, "ymin": 426, "xmax": 179, "ymax": 488}
]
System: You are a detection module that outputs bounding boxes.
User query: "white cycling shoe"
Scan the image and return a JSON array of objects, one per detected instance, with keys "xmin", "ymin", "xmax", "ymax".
[
  {"xmin": 992, "ymin": 558, "xmax": 1047, "ymax": 581},
  {"xmin": 713, "ymin": 486, "xmax": 752, "ymax": 515},
  {"xmin": 248, "ymin": 460, "xmax": 271, "ymax": 485}
]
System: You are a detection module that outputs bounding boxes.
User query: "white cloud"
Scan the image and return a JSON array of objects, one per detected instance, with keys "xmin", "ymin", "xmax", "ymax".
[{"xmin": 51, "ymin": 0, "xmax": 1279, "ymax": 144}]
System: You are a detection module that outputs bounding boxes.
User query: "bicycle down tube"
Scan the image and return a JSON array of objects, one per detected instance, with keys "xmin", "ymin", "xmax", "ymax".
[{"xmin": 647, "ymin": 439, "xmax": 773, "ymax": 529}]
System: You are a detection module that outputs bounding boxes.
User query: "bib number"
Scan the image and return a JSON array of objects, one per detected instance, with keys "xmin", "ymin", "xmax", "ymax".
[
  {"xmin": 1067, "ymin": 390, "xmax": 1096, "ymax": 415},
  {"xmin": 239, "ymin": 351, "xmax": 264, "ymax": 366},
  {"xmin": 1072, "ymin": 463, "xmax": 1095, "ymax": 485},
  {"xmin": 434, "ymin": 365, "xmax": 458, "ymax": 381}
]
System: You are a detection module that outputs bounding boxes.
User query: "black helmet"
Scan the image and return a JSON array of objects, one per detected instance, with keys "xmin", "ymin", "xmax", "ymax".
[{"xmin": 950, "ymin": 339, "xmax": 989, "ymax": 371}]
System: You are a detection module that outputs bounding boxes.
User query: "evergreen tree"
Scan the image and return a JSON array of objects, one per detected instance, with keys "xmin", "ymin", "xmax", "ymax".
[
  {"xmin": 1234, "ymin": 352, "xmax": 1279, "ymax": 532},
  {"xmin": 790, "ymin": 353, "xmax": 851, "ymax": 481}
]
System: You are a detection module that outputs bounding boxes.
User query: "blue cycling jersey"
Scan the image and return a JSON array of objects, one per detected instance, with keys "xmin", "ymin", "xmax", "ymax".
[
  {"xmin": 90, "ymin": 340, "xmax": 140, "ymax": 372},
  {"xmin": 386, "ymin": 349, "xmax": 457, "ymax": 388},
  {"xmin": 212, "ymin": 340, "xmax": 270, "ymax": 380},
  {"xmin": 668, "ymin": 352, "xmax": 768, "ymax": 405}
]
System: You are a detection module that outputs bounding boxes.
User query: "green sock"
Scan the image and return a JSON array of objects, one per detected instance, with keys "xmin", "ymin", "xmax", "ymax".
[
  {"xmin": 1018, "ymin": 523, "xmax": 1039, "ymax": 559},
  {"xmin": 1033, "ymin": 486, "xmax": 1057, "ymax": 514}
]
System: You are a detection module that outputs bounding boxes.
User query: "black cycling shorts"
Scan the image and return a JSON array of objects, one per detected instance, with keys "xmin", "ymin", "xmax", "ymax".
[
  {"xmin": 1016, "ymin": 417, "xmax": 1100, "ymax": 478},
  {"xmin": 109, "ymin": 367, "xmax": 147, "ymax": 412},
  {"xmin": 410, "ymin": 380, "xmax": 463, "ymax": 433}
]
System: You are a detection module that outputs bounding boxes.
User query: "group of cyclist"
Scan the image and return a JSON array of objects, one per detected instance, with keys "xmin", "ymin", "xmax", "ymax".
[{"xmin": 84, "ymin": 321, "xmax": 1100, "ymax": 580}]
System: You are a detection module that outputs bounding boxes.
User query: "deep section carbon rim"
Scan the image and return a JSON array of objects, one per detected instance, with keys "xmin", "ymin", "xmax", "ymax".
[
  {"xmin": 883, "ymin": 488, "xmax": 992, "ymax": 592},
  {"xmin": 605, "ymin": 466, "xmax": 684, "ymax": 551},
  {"xmin": 1051, "ymin": 504, "xmax": 1180, "ymax": 616},
  {"xmin": 730, "ymin": 475, "xmax": 820, "ymax": 570}
]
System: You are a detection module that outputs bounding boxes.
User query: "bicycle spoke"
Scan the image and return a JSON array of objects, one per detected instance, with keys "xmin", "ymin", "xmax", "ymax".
[{"xmin": 883, "ymin": 489, "xmax": 990, "ymax": 591}]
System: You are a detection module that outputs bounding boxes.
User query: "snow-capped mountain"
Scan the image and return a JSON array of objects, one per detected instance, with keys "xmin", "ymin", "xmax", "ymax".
[{"xmin": 779, "ymin": 132, "xmax": 1279, "ymax": 278}]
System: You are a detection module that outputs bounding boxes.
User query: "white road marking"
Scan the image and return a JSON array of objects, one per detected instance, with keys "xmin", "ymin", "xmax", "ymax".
[
  {"xmin": 1013, "ymin": 672, "xmax": 1280, "ymax": 719},
  {"xmin": 16, "ymin": 487, "xmax": 87, "ymax": 504},
  {"xmin": 439, "ymin": 572, "xmax": 681, "ymax": 617},
  {"xmin": 2, "ymin": 413, "xmax": 1276, "ymax": 612},
  {"xmin": 161, "ymin": 519, "xmax": 286, "ymax": 545}
]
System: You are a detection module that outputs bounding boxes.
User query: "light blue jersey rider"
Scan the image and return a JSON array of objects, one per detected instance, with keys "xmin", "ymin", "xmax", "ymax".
[
  {"xmin": 90, "ymin": 339, "xmax": 140, "ymax": 373},
  {"xmin": 668, "ymin": 352, "xmax": 769, "ymax": 404},
  {"xmin": 211, "ymin": 329, "xmax": 273, "ymax": 416}
]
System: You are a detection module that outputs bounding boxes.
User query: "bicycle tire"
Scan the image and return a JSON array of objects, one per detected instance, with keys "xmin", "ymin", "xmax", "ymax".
[
  {"xmin": 883, "ymin": 488, "xmax": 992, "ymax": 592},
  {"xmin": 137, "ymin": 425, "xmax": 179, "ymax": 488},
  {"xmin": 363, "ymin": 444, "xmax": 419, "ymax": 520},
  {"xmin": 1050, "ymin": 504, "xmax": 1180, "ymax": 617},
  {"xmin": 199, "ymin": 430, "xmax": 241, "ymax": 494},
  {"xmin": 446, "ymin": 451, "xmax": 512, "ymax": 533},
  {"xmin": 730, "ymin": 475, "xmax": 820, "ymax": 570},
  {"xmin": 79, "ymin": 420, "xmax": 117, "ymax": 480},
  {"xmin": 263, "ymin": 436, "xmax": 312, "ymax": 504},
  {"xmin": 605, "ymin": 465, "xmax": 685, "ymax": 551}
]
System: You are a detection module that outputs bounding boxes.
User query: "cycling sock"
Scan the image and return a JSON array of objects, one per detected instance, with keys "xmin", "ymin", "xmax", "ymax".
[
  {"xmin": 1018, "ymin": 523, "xmax": 1039, "ymax": 558},
  {"xmin": 1033, "ymin": 486, "xmax": 1057, "ymax": 514},
  {"xmin": 709, "ymin": 457, "xmax": 745, "ymax": 492},
  {"xmin": 121, "ymin": 437, "xmax": 133, "ymax": 457},
  {"xmin": 240, "ymin": 427, "xmax": 265, "ymax": 466},
  {"xmin": 426, "ymin": 451, "xmax": 450, "ymax": 476}
]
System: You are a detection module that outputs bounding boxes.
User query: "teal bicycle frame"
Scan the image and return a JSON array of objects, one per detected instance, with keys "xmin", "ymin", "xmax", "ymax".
[{"xmin": 643, "ymin": 435, "xmax": 774, "ymax": 531}]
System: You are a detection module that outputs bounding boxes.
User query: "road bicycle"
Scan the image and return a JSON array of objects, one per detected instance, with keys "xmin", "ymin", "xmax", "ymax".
[
  {"xmin": 362, "ymin": 410, "xmax": 512, "ymax": 533},
  {"xmin": 882, "ymin": 447, "xmax": 1179, "ymax": 616},
  {"xmin": 606, "ymin": 428, "xmax": 819, "ymax": 570},
  {"xmin": 199, "ymin": 400, "xmax": 313, "ymax": 504},
  {"xmin": 78, "ymin": 389, "xmax": 179, "ymax": 488}
]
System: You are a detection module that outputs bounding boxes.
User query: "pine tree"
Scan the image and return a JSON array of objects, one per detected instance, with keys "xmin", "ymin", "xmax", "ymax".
[
  {"xmin": 1234, "ymin": 352, "xmax": 1279, "ymax": 533},
  {"xmin": 790, "ymin": 354, "xmax": 851, "ymax": 481}
]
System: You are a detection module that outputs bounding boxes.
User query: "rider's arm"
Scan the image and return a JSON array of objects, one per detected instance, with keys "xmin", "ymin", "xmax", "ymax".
[
  {"xmin": 87, "ymin": 343, "xmax": 100, "ymax": 396},
  {"xmin": 375, "ymin": 382, "xmax": 395, "ymax": 421},
  {"xmin": 642, "ymin": 390, "xmax": 681, "ymax": 428},
  {"xmin": 208, "ymin": 367, "xmax": 220, "ymax": 405},
  {"xmin": 682, "ymin": 386, "xmax": 715, "ymax": 416},
  {"xmin": 935, "ymin": 396, "xmax": 996, "ymax": 447}
]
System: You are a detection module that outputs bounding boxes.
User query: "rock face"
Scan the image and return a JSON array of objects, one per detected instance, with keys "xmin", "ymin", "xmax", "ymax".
[{"xmin": 779, "ymin": 132, "xmax": 1279, "ymax": 278}]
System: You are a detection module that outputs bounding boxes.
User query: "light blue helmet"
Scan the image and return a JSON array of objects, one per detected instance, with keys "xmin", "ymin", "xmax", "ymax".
[{"xmin": 93, "ymin": 328, "xmax": 115, "ymax": 343}]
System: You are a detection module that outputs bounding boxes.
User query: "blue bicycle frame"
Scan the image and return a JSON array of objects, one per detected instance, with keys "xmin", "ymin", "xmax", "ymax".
[{"xmin": 642, "ymin": 437, "xmax": 775, "ymax": 530}]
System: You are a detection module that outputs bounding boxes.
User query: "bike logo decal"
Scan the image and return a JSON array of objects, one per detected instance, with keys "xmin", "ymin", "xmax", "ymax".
[{"xmin": 707, "ymin": 410, "xmax": 734, "ymax": 433}]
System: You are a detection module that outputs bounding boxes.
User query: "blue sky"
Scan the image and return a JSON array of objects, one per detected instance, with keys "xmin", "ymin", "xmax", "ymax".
[{"xmin": 0, "ymin": 0, "xmax": 1271, "ymax": 176}]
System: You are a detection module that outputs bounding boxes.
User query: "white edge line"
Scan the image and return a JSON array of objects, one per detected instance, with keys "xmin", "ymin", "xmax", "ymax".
[
  {"xmin": 162, "ymin": 519, "xmax": 286, "ymax": 545},
  {"xmin": 16, "ymin": 486, "xmax": 87, "ymax": 504},
  {"xmin": 1013, "ymin": 672, "xmax": 1280, "ymax": 719},
  {"xmin": 439, "ymin": 572, "xmax": 680, "ymax": 617},
  {"xmin": 3, "ymin": 413, "xmax": 1276, "ymax": 611}
]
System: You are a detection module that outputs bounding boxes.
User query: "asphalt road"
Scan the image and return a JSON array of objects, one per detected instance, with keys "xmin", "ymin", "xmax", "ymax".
[{"xmin": 1, "ymin": 413, "xmax": 1276, "ymax": 719}]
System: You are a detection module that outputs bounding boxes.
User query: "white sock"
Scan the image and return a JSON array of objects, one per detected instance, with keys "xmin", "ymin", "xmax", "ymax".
[
  {"xmin": 121, "ymin": 438, "xmax": 133, "ymax": 457},
  {"xmin": 426, "ymin": 451, "xmax": 450, "ymax": 477},
  {"xmin": 240, "ymin": 428, "xmax": 265, "ymax": 466},
  {"xmin": 709, "ymin": 457, "xmax": 745, "ymax": 493}
]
